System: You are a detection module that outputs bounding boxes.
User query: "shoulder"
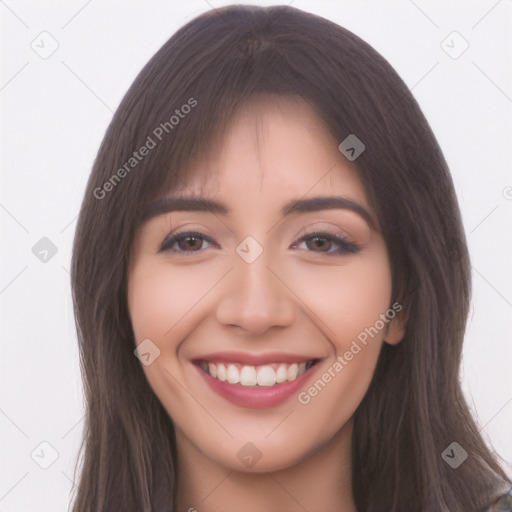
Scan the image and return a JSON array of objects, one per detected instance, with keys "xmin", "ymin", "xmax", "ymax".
[{"xmin": 484, "ymin": 484, "xmax": 512, "ymax": 512}]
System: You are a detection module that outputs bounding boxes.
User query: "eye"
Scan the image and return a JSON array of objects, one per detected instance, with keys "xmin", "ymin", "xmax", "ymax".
[
  {"xmin": 159, "ymin": 230, "xmax": 217, "ymax": 254},
  {"xmin": 159, "ymin": 230, "xmax": 360, "ymax": 256},
  {"xmin": 291, "ymin": 231, "xmax": 360, "ymax": 255}
]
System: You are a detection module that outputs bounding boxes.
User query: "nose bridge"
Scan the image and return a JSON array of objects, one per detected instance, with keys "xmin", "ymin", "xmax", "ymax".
[
  {"xmin": 236, "ymin": 252, "xmax": 276, "ymax": 306},
  {"xmin": 215, "ymin": 245, "xmax": 295, "ymax": 334}
]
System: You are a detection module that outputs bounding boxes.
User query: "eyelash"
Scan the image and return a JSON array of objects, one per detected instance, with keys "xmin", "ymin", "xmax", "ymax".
[{"xmin": 158, "ymin": 230, "xmax": 360, "ymax": 256}]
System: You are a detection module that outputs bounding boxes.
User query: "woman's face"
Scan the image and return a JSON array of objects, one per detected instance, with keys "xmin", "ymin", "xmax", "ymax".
[{"xmin": 128, "ymin": 96, "xmax": 405, "ymax": 472}]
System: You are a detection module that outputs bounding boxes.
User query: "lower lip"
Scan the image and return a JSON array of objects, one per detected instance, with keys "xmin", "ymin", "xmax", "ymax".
[{"xmin": 195, "ymin": 363, "xmax": 317, "ymax": 409}]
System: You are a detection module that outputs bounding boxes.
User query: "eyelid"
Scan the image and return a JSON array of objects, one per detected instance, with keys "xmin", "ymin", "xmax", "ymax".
[
  {"xmin": 159, "ymin": 228, "xmax": 360, "ymax": 256},
  {"xmin": 158, "ymin": 230, "xmax": 217, "ymax": 253},
  {"xmin": 291, "ymin": 230, "xmax": 360, "ymax": 255},
  {"xmin": 293, "ymin": 220, "xmax": 359, "ymax": 244}
]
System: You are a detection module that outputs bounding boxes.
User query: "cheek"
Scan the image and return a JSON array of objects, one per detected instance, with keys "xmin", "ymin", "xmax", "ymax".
[
  {"xmin": 288, "ymin": 252, "xmax": 392, "ymax": 440},
  {"xmin": 128, "ymin": 266, "xmax": 173, "ymax": 344},
  {"xmin": 127, "ymin": 260, "xmax": 226, "ymax": 411},
  {"xmin": 128, "ymin": 259, "xmax": 225, "ymax": 346},
  {"xmin": 285, "ymin": 248, "xmax": 393, "ymax": 347}
]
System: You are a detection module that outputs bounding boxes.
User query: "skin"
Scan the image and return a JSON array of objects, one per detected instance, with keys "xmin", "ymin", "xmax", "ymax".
[{"xmin": 128, "ymin": 95, "xmax": 406, "ymax": 512}]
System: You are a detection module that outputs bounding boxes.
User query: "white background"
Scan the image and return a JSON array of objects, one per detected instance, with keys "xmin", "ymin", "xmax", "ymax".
[{"xmin": 1, "ymin": 1, "xmax": 511, "ymax": 510}]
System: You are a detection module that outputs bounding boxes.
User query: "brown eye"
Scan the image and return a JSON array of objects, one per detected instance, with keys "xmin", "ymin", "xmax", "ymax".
[
  {"xmin": 305, "ymin": 236, "xmax": 332, "ymax": 252},
  {"xmin": 177, "ymin": 235, "xmax": 204, "ymax": 251},
  {"xmin": 292, "ymin": 231, "xmax": 360, "ymax": 255},
  {"xmin": 159, "ymin": 231, "xmax": 217, "ymax": 254}
]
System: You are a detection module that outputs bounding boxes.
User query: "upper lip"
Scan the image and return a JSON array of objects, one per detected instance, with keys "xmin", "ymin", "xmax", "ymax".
[{"xmin": 193, "ymin": 351, "xmax": 321, "ymax": 366}]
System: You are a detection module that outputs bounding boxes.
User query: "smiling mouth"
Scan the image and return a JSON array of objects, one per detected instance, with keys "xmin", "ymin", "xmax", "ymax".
[{"xmin": 197, "ymin": 359, "xmax": 319, "ymax": 387}]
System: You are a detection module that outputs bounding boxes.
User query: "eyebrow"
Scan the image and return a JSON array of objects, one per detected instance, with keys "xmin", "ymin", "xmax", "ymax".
[{"xmin": 141, "ymin": 195, "xmax": 376, "ymax": 229}]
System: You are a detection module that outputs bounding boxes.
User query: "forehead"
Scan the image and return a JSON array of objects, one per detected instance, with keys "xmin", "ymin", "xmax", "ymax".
[{"xmin": 173, "ymin": 95, "xmax": 368, "ymax": 207}]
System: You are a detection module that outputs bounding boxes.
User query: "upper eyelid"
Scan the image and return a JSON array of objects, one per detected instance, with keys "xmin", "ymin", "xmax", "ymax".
[
  {"xmin": 159, "ymin": 229, "xmax": 358, "ymax": 253},
  {"xmin": 158, "ymin": 230, "xmax": 217, "ymax": 251}
]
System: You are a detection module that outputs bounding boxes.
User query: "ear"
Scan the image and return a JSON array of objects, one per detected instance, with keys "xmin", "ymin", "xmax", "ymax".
[{"xmin": 384, "ymin": 305, "xmax": 407, "ymax": 346}]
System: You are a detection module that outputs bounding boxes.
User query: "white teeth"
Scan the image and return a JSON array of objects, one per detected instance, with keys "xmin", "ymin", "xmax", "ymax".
[
  {"xmin": 287, "ymin": 363, "xmax": 298, "ymax": 381},
  {"xmin": 216, "ymin": 363, "xmax": 226, "ymax": 381},
  {"xmin": 256, "ymin": 365, "xmax": 276, "ymax": 386},
  {"xmin": 240, "ymin": 366, "xmax": 257, "ymax": 386},
  {"xmin": 275, "ymin": 364, "xmax": 288, "ymax": 383},
  {"xmin": 201, "ymin": 360, "xmax": 313, "ymax": 387},
  {"xmin": 226, "ymin": 363, "xmax": 240, "ymax": 384}
]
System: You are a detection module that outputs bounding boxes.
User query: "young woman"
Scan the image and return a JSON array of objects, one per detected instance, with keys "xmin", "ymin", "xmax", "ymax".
[{"xmin": 70, "ymin": 5, "xmax": 511, "ymax": 511}]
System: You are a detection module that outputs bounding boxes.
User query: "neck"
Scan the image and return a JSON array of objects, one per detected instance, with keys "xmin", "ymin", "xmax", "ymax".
[{"xmin": 176, "ymin": 420, "xmax": 357, "ymax": 512}]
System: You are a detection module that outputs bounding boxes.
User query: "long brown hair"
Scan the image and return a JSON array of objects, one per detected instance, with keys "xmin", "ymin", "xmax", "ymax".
[{"xmin": 70, "ymin": 5, "xmax": 510, "ymax": 511}]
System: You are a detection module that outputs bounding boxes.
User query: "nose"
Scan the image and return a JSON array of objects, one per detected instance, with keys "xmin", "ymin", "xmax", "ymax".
[{"xmin": 215, "ymin": 252, "xmax": 296, "ymax": 336}]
